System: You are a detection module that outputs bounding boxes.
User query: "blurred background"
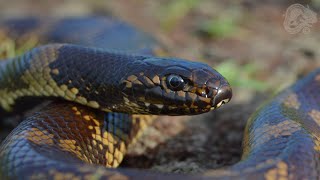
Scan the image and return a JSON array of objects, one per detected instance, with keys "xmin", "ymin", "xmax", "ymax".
[{"xmin": 0, "ymin": 0, "xmax": 319, "ymax": 174}]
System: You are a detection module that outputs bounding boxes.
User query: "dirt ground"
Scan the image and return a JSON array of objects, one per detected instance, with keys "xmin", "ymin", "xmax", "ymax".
[{"xmin": 0, "ymin": 0, "xmax": 319, "ymax": 175}]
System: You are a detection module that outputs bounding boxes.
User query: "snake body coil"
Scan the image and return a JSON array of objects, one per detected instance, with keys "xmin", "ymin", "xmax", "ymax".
[{"xmin": 0, "ymin": 17, "xmax": 319, "ymax": 180}]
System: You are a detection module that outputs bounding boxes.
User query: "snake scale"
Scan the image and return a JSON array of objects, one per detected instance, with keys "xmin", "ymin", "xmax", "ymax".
[{"xmin": 0, "ymin": 17, "xmax": 319, "ymax": 180}]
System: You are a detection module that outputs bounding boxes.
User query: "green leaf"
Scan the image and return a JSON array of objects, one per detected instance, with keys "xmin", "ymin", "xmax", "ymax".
[{"xmin": 215, "ymin": 60, "xmax": 269, "ymax": 91}]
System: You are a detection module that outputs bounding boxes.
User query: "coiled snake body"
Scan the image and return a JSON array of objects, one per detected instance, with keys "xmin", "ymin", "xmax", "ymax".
[{"xmin": 0, "ymin": 17, "xmax": 319, "ymax": 179}]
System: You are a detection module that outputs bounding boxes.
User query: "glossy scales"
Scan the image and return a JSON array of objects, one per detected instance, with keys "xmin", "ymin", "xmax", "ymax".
[{"xmin": 0, "ymin": 17, "xmax": 319, "ymax": 180}]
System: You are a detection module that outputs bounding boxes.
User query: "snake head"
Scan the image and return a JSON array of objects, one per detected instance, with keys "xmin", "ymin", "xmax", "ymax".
[{"xmin": 120, "ymin": 57, "xmax": 232, "ymax": 115}]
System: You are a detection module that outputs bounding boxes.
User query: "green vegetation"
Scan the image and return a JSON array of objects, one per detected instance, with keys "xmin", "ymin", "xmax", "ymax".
[
  {"xmin": 0, "ymin": 36, "xmax": 38, "ymax": 59},
  {"xmin": 197, "ymin": 6, "xmax": 241, "ymax": 39},
  {"xmin": 159, "ymin": 0, "xmax": 199, "ymax": 30},
  {"xmin": 0, "ymin": 37, "xmax": 16, "ymax": 59},
  {"xmin": 158, "ymin": 1, "xmax": 241, "ymax": 39},
  {"xmin": 216, "ymin": 60, "xmax": 269, "ymax": 91},
  {"xmin": 198, "ymin": 16, "xmax": 238, "ymax": 38}
]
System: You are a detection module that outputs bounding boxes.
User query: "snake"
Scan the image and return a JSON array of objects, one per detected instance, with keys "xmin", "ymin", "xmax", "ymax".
[{"xmin": 0, "ymin": 17, "xmax": 318, "ymax": 180}]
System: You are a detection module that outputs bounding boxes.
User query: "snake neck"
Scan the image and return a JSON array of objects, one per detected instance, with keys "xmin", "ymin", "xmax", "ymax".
[{"xmin": 0, "ymin": 44, "xmax": 150, "ymax": 112}]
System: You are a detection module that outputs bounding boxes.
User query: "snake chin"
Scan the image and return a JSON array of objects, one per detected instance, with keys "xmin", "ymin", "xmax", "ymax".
[
  {"xmin": 211, "ymin": 98, "xmax": 230, "ymax": 110},
  {"xmin": 139, "ymin": 99, "xmax": 229, "ymax": 115},
  {"xmin": 121, "ymin": 87, "xmax": 232, "ymax": 115}
]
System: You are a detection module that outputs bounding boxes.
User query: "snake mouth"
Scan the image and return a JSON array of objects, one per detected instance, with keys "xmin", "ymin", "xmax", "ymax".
[
  {"xmin": 210, "ymin": 98, "xmax": 231, "ymax": 110},
  {"xmin": 121, "ymin": 77, "xmax": 232, "ymax": 115},
  {"xmin": 142, "ymin": 103, "xmax": 215, "ymax": 115},
  {"xmin": 136, "ymin": 86, "xmax": 231, "ymax": 115},
  {"xmin": 210, "ymin": 85, "xmax": 232, "ymax": 110}
]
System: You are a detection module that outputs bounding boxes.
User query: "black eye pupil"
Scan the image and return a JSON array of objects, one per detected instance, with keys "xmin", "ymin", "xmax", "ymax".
[
  {"xmin": 167, "ymin": 74, "xmax": 185, "ymax": 90},
  {"xmin": 170, "ymin": 77, "xmax": 182, "ymax": 87}
]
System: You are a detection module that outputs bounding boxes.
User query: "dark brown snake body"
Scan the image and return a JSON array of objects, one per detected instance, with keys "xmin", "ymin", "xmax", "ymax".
[{"xmin": 0, "ymin": 17, "xmax": 319, "ymax": 180}]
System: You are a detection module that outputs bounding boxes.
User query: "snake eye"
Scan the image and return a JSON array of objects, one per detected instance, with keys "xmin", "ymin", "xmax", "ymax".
[{"xmin": 166, "ymin": 74, "xmax": 185, "ymax": 91}]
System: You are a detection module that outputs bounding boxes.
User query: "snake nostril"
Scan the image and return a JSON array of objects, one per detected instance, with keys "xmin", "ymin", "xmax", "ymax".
[
  {"xmin": 205, "ymin": 87, "xmax": 218, "ymax": 98},
  {"xmin": 205, "ymin": 87, "xmax": 213, "ymax": 97}
]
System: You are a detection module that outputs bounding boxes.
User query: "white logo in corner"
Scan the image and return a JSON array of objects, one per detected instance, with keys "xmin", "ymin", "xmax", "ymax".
[{"xmin": 283, "ymin": 4, "xmax": 317, "ymax": 34}]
